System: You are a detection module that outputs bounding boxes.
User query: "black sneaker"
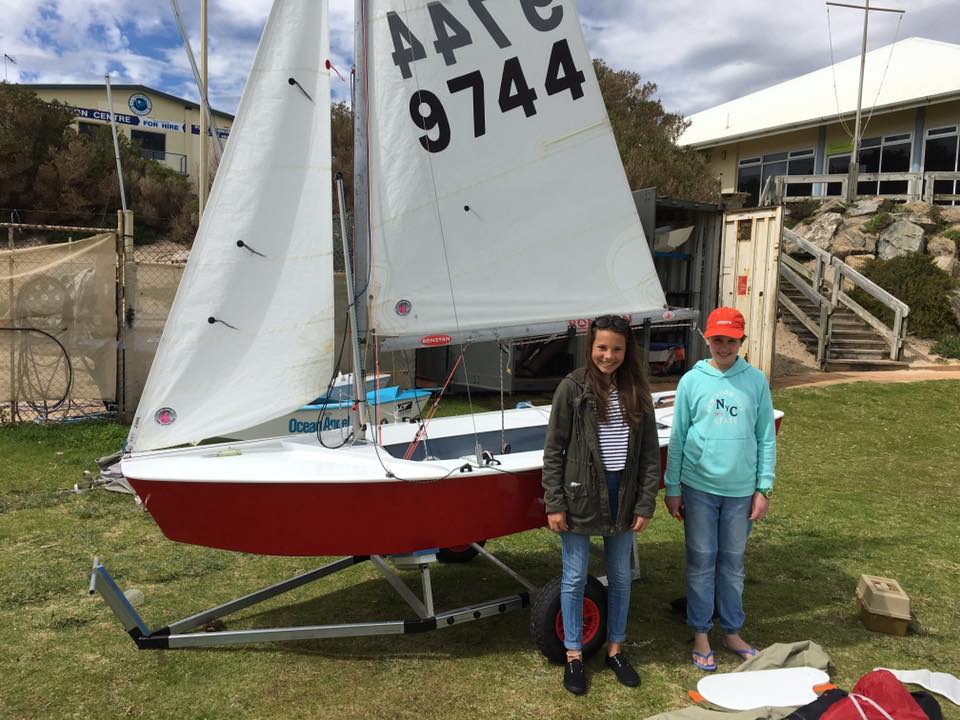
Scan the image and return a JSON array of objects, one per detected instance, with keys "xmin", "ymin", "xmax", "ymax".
[
  {"xmin": 563, "ymin": 657, "xmax": 587, "ymax": 695},
  {"xmin": 605, "ymin": 653, "xmax": 640, "ymax": 687}
]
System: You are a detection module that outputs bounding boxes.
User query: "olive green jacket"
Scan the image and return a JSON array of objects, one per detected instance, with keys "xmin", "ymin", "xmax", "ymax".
[{"xmin": 541, "ymin": 368, "xmax": 661, "ymax": 535}]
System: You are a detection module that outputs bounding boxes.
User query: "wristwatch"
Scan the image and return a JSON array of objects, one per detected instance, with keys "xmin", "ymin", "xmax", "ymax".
[{"xmin": 758, "ymin": 487, "xmax": 774, "ymax": 499}]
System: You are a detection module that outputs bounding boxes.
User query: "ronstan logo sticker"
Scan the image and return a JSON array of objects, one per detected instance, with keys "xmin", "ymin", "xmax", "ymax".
[{"xmin": 421, "ymin": 334, "xmax": 452, "ymax": 347}]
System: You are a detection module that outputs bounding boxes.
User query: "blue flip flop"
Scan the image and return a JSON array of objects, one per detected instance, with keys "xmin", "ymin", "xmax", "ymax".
[
  {"xmin": 691, "ymin": 650, "xmax": 718, "ymax": 672},
  {"xmin": 728, "ymin": 644, "xmax": 758, "ymax": 661}
]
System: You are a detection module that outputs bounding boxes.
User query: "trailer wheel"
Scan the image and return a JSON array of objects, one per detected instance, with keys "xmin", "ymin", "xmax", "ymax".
[
  {"xmin": 436, "ymin": 541, "xmax": 485, "ymax": 563},
  {"xmin": 530, "ymin": 575, "xmax": 607, "ymax": 664}
]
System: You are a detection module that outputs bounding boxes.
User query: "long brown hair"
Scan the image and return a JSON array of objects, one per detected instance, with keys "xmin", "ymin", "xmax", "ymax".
[{"xmin": 585, "ymin": 318, "xmax": 653, "ymax": 428}]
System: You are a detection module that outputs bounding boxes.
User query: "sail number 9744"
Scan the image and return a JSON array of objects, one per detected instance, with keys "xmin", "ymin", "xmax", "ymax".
[{"xmin": 386, "ymin": 1, "xmax": 587, "ymax": 154}]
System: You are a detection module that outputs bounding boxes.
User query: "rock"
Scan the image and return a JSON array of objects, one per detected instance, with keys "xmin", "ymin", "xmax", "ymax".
[
  {"xmin": 878, "ymin": 220, "xmax": 926, "ymax": 259},
  {"xmin": 800, "ymin": 212, "xmax": 844, "ymax": 251},
  {"xmin": 940, "ymin": 207, "xmax": 960, "ymax": 224},
  {"xmin": 819, "ymin": 199, "xmax": 846, "ymax": 215},
  {"xmin": 950, "ymin": 290, "xmax": 960, "ymax": 326},
  {"xmin": 896, "ymin": 201, "xmax": 941, "ymax": 232},
  {"xmin": 845, "ymin": 254, "xmax": 875, "ymax": 272},
  {"xmin": 927, "ymin": 235, "xmax": 957, "ymax": 258},
  {"xmin": 933, "ymin": 255, "xmax": 957, "ymax": 276},
  {"xmin": 831, "ymin": 227, "xmax": 869, "ymax": 258},
  {"xmin": 846, "ymin": 199, "xmax": 880, "ymax": 217}
]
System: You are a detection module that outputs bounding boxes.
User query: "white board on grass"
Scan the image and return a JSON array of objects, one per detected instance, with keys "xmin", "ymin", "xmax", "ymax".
[{"xmin": 697, "ymin": 666, "xmax": 830, "ymax": 710}]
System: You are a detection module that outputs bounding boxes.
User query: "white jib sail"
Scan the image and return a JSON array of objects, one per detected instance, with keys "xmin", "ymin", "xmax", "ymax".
[
  {"xmin": 365, "ymin": 0, "xmax": 666, "ymax": 345},
  {"xmin": 128, "ymin": 0, "xmax": 334, "ymax": 452}
]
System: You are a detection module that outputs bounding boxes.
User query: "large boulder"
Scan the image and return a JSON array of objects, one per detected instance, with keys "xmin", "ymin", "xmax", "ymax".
[
  {"xmin": 940, "ymin": 207, "xmax": 960, "ymax": 224},
  {"xmin": 933, "ymin": 255, "xmax": 957, "ymax": 276},
  {"xmin": 897, "ymin": 201, "xmax": 941, "ymax": 232},
  {"xmin": 845, "ymin": 254, "xmax": 875, "ymax": 272},
  {"xmin": 800, "ymin": 212, "xmax": 844, "ymax": 251},
  {"xmin": 878, "ymin": 220, "xmax": 926, "ymax": 259},
  {"xmin": 831, "ymin": 227, "xmax": 871, "ymax": 258},
  {"xmin": 927, "ymin": 235, "xmax": 958, "ymax": 258},
  {"xmin": 846, "ymin": 198, "xmax": 880, "ymax": 217}
]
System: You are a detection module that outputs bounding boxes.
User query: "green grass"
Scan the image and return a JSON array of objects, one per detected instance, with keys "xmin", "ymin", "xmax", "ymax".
[{"xmin": 2, "ymin": 382, "xmax": 959, "ymax": 719}]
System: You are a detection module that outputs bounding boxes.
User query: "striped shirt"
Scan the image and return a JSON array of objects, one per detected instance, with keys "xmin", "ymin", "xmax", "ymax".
[{"xmin": 597, "ymin": 386, "xmax": 630, "ymax": 471}]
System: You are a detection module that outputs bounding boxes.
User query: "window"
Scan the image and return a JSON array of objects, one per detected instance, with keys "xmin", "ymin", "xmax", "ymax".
[
  {"xmin": 77, "ymin": 122, "xmax": 98, "ymax": 137},
  {"xmin": 736, "ymin": 149, "xmax": 814, "ymax": 205},
  {"xmin": 131, "ymin": 129, "xmax": 166, "ymax": 160},
  {"xmin": 923, "ymin": 125, "xmax": 959, "ymax": 205},
  {"xmin": 827, "ymin": 133, "xmax": 912, "ymax": 197}
]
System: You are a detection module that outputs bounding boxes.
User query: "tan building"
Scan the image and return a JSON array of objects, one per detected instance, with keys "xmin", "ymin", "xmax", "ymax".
[
  {"xmin": 678, "ymin": 38, "xmax": 960, "ymax": 206},
  {"xmin": 23, "ymin": 83, "xmax": 233, "ymax": 183}
]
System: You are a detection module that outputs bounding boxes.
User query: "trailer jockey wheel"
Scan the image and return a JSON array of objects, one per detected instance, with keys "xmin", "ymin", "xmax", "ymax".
[
  {"xmin": 530, "ymin": 575, "xmax": 607, "ymax": 664},
  {"xmin": 436, "ymin": 540, "xmax": 486, "ymax": 563}
]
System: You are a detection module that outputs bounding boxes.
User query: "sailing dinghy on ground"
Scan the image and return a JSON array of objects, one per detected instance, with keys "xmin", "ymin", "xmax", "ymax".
[
  {"xmin": 90, "ymin": 0, "xmax": 782, "ymax": 655},
  {"xmin": 118, "ymin": 0, "xmax": 675, "ymax": 557}
]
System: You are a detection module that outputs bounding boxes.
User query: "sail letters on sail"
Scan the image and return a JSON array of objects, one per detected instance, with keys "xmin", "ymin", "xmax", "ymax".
[{"xmin": 365, "ymin": 1, "xmax": 665, "ymax": 347}]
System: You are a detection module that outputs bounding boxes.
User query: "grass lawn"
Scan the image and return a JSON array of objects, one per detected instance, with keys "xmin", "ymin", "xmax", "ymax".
[{"xmin": 1, "ymin": 381, "xmax": 959, "ymax": 720}]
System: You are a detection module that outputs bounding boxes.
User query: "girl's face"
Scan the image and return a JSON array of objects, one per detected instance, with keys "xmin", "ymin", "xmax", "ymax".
[
  {"xmin": 707, "ymin": 335, "xmax": 742, "ymax": 370},
  {"xmin": 591, "ymin": 329, "xmax": 626, "ymax": 376}
]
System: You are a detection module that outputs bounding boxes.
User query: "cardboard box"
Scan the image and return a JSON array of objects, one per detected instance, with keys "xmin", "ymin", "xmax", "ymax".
[{"xmin": 856, "ymin": 574, "xmax": 911, "ymax": 636}]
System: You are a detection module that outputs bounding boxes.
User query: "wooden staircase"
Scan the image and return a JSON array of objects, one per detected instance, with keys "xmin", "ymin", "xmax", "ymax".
[
  {"xmin": 779, "ymin": 285, "xmax": 908, "ymax": 368},
  {"xmin": 778, "ymin": 227, "xmax": 910, "ymax": 370}
]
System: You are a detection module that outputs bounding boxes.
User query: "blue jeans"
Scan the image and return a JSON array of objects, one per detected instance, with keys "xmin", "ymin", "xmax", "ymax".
[
  {"xmin": 560, "ymin": 471, "xmax": 634, "ymax": 650},
  {"xmin": 682, "ymin": 485, "xmax": 753, "ymax": 634}
]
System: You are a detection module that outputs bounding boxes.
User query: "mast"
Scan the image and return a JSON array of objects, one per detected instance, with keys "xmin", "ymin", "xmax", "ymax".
[
  {"xmin": 352, "ymin": 0, "xmax": 370, "ymax": 371},
  {"xmin": 349, "ymin": 0, "xmax": 371, "ymax": 432}
]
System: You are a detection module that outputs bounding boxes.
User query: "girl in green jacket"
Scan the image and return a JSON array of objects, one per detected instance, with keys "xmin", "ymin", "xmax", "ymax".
[{"xmin": 542, "ymin": 315, "xmax": 661, "ymax": 695}]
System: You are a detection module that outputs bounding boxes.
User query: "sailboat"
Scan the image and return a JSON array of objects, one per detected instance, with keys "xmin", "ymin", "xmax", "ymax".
[{"xmin": 119, "ymin": 0, "xmax": 683, "ymax": 558}]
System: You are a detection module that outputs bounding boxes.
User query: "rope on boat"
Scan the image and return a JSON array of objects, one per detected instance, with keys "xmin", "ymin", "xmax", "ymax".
[{"xmin": 402, "ymin": 350, "xmax": 464, "ymax": 461}]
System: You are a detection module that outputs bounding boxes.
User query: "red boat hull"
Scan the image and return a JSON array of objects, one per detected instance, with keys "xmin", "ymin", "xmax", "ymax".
[{"xmin": 127, "ymin": 470, "xmax": 548, "ymax": 556}]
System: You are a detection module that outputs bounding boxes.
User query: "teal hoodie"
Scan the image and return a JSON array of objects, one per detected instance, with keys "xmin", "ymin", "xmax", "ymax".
[{"xmin": 664, "ymin": 356, "xmax": 776, "ymax": 498}]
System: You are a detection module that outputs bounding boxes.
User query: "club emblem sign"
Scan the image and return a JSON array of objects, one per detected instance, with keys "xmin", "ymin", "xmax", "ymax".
[{"xmin": 128, "ymin": 93, "xmax": 153, "ymax": 116}]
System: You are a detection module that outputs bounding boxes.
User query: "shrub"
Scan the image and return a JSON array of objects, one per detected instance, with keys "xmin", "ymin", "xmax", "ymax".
[
  {"xmin": 848, "ymin": 254, "xmax": 959, "ymax": 339},
  {"xmin": 862, "ymin": 211, "xmax": 894, "ymax": 234},
  {"xmin": 931, "ymin": 334, "xmax": 960, "ymax": 359},
  {"xmin": 785, "ymin": 200, "xmax": 821, "ymax": 229}
]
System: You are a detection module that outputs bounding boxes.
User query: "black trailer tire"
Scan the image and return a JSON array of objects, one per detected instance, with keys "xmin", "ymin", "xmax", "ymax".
[
  {"xmin": 436, "ymin": 541, "xmax": 485, "ymax": 563},
  {"xmin": 531, "ymin": 574, "xmax": 607, "ymax": 664}
]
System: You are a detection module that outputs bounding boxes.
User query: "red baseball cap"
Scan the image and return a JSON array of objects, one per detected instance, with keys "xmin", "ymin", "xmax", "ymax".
[{"xmin": 703, "ymin": 307, "xmax": 746, "ymax": 339}]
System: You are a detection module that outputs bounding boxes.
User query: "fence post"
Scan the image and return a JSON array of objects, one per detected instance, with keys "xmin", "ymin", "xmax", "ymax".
[
  {"xmin": 6, "ymin": 226, "xmax": 14, "ymax": 410},
  {"xmin": 891, "ymin": 309, "xmax": 903, "ymax": 361},
  {"xmin": 924, "ymin": 173, "xmax": 934, "ymax": 204},
  {"xmin": 116, "ymin": 210, "xmax": 135, "ymax": 420}
]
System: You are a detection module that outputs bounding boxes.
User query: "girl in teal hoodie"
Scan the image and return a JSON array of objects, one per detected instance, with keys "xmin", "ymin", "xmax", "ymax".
[{"xmin": 664, "ymin": 307, "xmax": 776, "ymax": 672}]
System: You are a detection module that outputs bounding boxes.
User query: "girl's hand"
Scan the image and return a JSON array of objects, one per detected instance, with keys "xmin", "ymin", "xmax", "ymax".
[
  {"xmin": 631, "ymin": 515, "xmax": 650, "ymax": 533},
  {"xmin": 665, "ymin": 495, "xmax": 684, "ymax": 521},
  {"xmin": 750, "ymin": 492, "xmax": 770, "ymax": 521},
  {"xmin": 547, "ymin": 511, "xmax": 569, "ymax": 533}
]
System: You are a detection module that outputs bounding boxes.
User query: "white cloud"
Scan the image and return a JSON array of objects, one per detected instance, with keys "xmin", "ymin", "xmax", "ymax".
[{"xmin": 1, "ymin": 0, "xmax": 957, "ymax": 116}]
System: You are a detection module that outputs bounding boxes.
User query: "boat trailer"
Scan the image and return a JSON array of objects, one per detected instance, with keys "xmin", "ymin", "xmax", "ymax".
[{"xmin": 90, "ymin": 539, "xmax": 641, "ymax": 657}]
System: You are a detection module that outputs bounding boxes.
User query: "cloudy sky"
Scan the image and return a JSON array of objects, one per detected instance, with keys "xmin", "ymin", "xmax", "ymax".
[{"xmin": 1, "ymin": 0, "xmax": 957, "ymax": 118}]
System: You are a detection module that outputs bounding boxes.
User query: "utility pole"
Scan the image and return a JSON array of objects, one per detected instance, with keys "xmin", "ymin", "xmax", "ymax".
[{"xmin": 826, "ymin": 1, "xmax": 905, "ymax": 203}]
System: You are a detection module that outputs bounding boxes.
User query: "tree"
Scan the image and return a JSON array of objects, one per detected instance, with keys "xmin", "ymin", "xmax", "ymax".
[
  {"xmin": 593, "ymin": 59, "xmax": 718, "ymax": 202},
  {"xmin": 0, "ymin": 83, "xmax": 197, "ymax": 241},
  {"xmin": 0, "ymin": 82, "xmax": 75, "ymax": 217}
]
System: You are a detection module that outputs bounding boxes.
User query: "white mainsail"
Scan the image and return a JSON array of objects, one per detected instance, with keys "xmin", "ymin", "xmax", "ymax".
[
  {"xmin": 128, "ymin": 0, "xmax": 334, "ymax": 452},
  {"xmin": 365, "ymin": 0, "xmax": 666, "ymax": 347}
]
